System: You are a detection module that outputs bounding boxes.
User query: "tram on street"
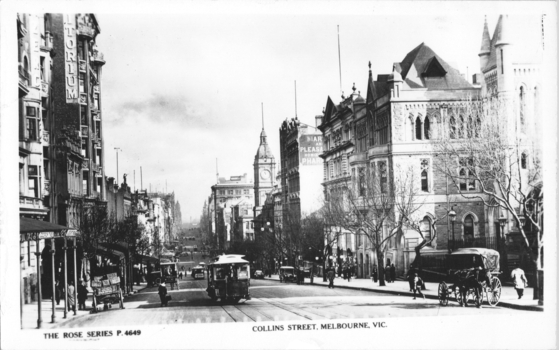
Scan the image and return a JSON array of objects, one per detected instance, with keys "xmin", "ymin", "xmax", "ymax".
[
  {"xmin": 206, "ymin": 255, "xmax": 251, "ymax": 303},
  {"xmin": 191, "ymin": 265, "xmax": 205, "ymax": 279},
  {"xmin": 160, "ymin": 261, "xmax": 179, "ymax": 290}
]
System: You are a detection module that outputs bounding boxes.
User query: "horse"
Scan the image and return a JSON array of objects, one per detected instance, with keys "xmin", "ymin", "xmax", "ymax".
[{"xmin": 454, "ymin": 267, "xmax": 492, "ymax": 308}]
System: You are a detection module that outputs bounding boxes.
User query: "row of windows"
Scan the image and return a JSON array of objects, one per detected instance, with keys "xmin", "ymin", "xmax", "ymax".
[{"xmin": 218, "ymin": 189, "xmax": 251, "ymax": 195}]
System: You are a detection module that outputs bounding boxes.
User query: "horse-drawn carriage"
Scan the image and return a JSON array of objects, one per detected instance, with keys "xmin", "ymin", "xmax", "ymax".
[{"xmin": 437, "ymin": 248, "xmax": 502, "ymax": 308}]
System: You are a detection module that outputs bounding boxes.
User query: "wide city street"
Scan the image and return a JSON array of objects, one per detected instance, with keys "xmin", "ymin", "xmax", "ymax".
[{"xmin": 53, "ymin": 276, "xmax": 533, "ymax": 328}]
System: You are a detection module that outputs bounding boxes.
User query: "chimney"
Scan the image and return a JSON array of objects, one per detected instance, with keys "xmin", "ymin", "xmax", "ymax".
[
  {"xmin": 472, "ymin": 73, "xmax": 482, "ymax": 85},
  {"xmin": 315, "ymin": 115, "xmax": 323, "ymax": 128}
]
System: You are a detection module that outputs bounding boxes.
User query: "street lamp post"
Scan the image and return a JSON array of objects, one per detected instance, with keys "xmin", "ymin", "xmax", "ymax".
[
  {"xmin": 448, "ymin": 207, "xmax": 456, "ymax": 252},
  {"xmin": 498, "ymin": 215, "xmax": 507, "ymax": 272},
  {"xmin": 114, "ymin": 148, "xmax": 121, "ymax": 184}
]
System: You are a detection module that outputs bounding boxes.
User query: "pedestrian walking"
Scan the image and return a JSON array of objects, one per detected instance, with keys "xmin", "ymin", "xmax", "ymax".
[
  {"xmin": 327, "ymin": 268, "xmax": 335, "ymax": 289},
  {"xmin": 77, "ymin": 279, "xmax": 88, "ymax": 310},
  {"xmin": 179, "ymin": 271, "xmax": 183, "ymax": 280},
  {"xmin": 412, "ymin": 273, "xmax": 425, "ymax": 300},
  {"xmin": 372, "ymin": 265, "xmax": 378, "ymax": 283},
  {"xmin": 510, "ymin": 266, "xmax": 528, "ymax": 299},
  {"xmin": 54, "ymin": 280, "xmax": 62, "ymax": 305},
  {"xmin": 158, "ymin": 282, "xmax": 169, "ymax": 307},
  {"xmin": 406, "ymin": 265, "xmax": 415, "ymax": 291},
  {"xmin": 67, "ymin": 280, "xmax": 76, "ymax": 312},
  {"xmin": 346, "ymin": 264, "xmax": 351, "ymax": 282},
  {"xmin": 390, "ymin": 264, "xmax": 396, "ymax": 283},
  {"xmin": 384, "ymin": 264, "xmax": 391, "ymax": 283}
]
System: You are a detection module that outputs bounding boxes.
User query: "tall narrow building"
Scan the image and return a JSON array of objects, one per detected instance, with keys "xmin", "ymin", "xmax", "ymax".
[
  {"xmin": 253, "ymin": 127, "xmax": 276, "ymax": 228},
  {"xmin": 50, "ymin": 13, "xmax": 106, "ymax": 227}
]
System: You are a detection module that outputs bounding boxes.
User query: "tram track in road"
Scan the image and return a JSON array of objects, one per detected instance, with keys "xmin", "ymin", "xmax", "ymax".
[{"xmin": 221, "ymin": 303, "xmax": 257, "ymax": 322}]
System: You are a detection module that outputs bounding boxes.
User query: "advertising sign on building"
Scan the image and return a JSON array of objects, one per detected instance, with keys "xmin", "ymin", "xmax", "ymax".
[
  {"xmin": 299, "ymin": 134, "xmax": 323, "ymax": 166},
  {"xmin": 63, "ymin": 14, "xmax": 78, "ymax": 103}
]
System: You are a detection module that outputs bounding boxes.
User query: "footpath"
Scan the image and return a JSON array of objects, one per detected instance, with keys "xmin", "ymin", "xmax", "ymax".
[
  {"xmin": 266, "ymin": 274, "xmax": 543, "ymax": 312},
  {"xmin": 21, "ymin": 282, "xmax": 149, "ymax": 330}
]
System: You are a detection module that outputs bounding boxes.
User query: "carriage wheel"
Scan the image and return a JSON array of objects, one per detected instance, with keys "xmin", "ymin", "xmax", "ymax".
[
  {"xmin": 486, "ymin": 277, "xmax": 502, "ymax": 307},
  {"xmin": 455, "ymin": 286, "xmax": 463, "ymax": 306},
  {"xmin": 438, "ymin": 282, "xmax": 449, "ymax": 306},
  {"xmin": 475, "ymin": 290, "xmax": 483, "ymax": 308}
]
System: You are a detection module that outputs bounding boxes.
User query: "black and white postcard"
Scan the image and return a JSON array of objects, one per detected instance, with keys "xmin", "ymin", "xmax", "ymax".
[{"xmin": 0, "ymin": 0, "xmax": 556, "ymax": 349}]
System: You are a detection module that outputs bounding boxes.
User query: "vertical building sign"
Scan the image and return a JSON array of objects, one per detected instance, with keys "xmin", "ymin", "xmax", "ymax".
[
  {"xmin": 64, "ymin": 14, "xmax": 78, "ymax": 103},
  {"xmin": 299, "ymin": 134, "xmax": 323, "ymax": 166}
]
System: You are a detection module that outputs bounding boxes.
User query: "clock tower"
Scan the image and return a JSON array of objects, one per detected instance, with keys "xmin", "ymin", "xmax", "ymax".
[{"xmin": 253, "ymin": 127, "xmax": 276, "ymax": 219}]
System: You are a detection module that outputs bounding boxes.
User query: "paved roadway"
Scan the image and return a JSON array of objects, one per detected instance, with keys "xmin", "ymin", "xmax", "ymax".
[{"xmin": 53, "ymin": 276, "xmax": 533, "ymax": 328}]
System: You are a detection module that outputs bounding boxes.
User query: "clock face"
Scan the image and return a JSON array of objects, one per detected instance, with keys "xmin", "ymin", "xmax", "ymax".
[{"xmin": 260, "ymin": 169, "xmax": 271, "ymax": 180}]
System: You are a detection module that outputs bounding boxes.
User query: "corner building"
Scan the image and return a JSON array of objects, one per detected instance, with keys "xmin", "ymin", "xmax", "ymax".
[{"xmin": 50, "ymin": 13, "xmax": 107, "ymax": 227}]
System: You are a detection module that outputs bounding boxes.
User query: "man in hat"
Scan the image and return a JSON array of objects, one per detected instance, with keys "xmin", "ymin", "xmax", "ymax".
[
  {"xmin": 77, "ymin": 279, "xmax": 88, "ymax": 310},
  {"xmin": 510, "ymin": 265, "xmax": 528, "ymax": 299},
  {"xmin": 158, "ymin": 281, "xmax": 168, "ymax": 307}
]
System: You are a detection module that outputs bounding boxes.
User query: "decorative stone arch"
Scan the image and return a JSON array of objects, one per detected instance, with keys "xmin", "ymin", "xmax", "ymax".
[
  {"xmin": 407, "ymin": 113, "xmax": 415, "ymax": 141},
  {"xmin": 460, "ymin": 211, "xmax": 480, "ymax": 238}
]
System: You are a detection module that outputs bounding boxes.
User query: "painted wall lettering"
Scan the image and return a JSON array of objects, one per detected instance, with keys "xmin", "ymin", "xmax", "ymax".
[{"xmin": 64, "ymin": 14, "xmax": 78, "ymax": 103}]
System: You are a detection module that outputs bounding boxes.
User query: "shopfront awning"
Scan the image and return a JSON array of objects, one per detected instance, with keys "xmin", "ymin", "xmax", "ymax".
[
  {"xmin": 135, "ymin": 254, "xmax": 158, "ymax": 264},
  {"xmin": 19, "ymin": 217, "xmax": 78, "ymax": 242},
  {"xmin": 97, "ymin": 243, "xmax": 126, "ymax": 260}
]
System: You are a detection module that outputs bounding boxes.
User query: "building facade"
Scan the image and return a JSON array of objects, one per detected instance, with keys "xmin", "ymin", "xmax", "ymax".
[
  {"xmin": 319, "ymin": 85, "xmax": 366, "ymax": 275},
  {"xmin": 210, "ymin": 173, "xmax": 254, "ymax": 250},
  {"xmin": 477, "ymin": 15, "xmax": 545, "ymax": 280},
  {"xmin": 18, "ymin": 13, "xmax": 107, "ymax": 304}
]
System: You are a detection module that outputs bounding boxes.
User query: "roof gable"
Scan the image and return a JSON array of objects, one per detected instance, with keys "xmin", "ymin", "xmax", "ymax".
[
  {"xmin": 399, "ymin": 42, "xmax": 473, "ymax": 90},
  {"xmin": 324, "ymin": 96, "xmax": 338, "ymax": 124},
  {"xmin": 422, "ymin": 56, "xmax": 447, "ymax": 77}
]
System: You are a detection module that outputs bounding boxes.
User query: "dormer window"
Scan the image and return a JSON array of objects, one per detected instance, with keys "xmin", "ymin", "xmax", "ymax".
[{"xmin": 422, "ymin": 57, "xmax": 447, "ymax": 77}]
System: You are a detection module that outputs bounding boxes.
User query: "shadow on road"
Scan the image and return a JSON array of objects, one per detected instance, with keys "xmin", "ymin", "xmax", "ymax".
[{"xmin": 136, "ymin": 298, "xmax": 239, "ymax": 309}]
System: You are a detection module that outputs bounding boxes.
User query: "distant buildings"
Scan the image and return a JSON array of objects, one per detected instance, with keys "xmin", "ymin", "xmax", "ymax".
[{"xmin": 210, "ymin": 173, "xmax": 254, "ymax": 250}]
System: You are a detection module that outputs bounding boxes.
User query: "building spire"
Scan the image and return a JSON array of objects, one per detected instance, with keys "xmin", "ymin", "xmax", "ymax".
[{"xmin": 479, "ymin": 15, "xmax": 491, "ymax": 55}]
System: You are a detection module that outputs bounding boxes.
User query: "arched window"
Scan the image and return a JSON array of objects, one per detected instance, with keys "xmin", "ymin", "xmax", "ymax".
[
  {"xmin": 420, "ymin": 158, "xmax": 430, "ymax": 192},
  {"xmin": 424, "ymin": 117, "xmax": 431, "ymax": 140},
  {"xmin": 475, "ymin": 117, "xmax": 481, "ymax": 138},
  {"xmin": 464, "ymin": 215, "xmax": 474, "ymax": 240},
  {"xmin": 415, "ymin": 117, "xmax": 422, "ymax": 140},
  {"xmin": 519, "ymin": 86, "xmax": 526, "ymax": 129},
  {"xmin": 420, "ymin": 216, "xmax": 432, "ymax": 243},
  {"xmin": 421, "ymin": 169, "xmax": 428, "ymax": 192},
  {"xmin": 467, "ymin": 115, "xmax": 473, "ymax": 138},
  {"xmin": 459, "ymin": 168, "xmax": 467, "ymax": 191},
  {"xmin": 458, "ymin": 115, "xmax": 465, "ymax": 138},
  {"xmin": 449, "ymin": 116, "xmax": 456, "ymax": 139},
  {"xmin": 521, "ymin": 152, "xmax": 528, "ymax": 169},
  {"xmin": 533, "ymin": 87, "xmax": 538, "ymax": 119}
]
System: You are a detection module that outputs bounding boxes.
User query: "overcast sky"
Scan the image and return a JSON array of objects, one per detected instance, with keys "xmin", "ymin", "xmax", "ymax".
[{"xmin": 86, "ymin": 1, "xmax": 550, "ymax": 223}]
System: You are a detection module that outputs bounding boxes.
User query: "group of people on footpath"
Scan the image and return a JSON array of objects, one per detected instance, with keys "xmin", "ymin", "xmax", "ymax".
[
  {"xmin": 370, "ymin": 264, "xmax": 397, "ymax": 284},
  {"xmin": 53, "ymin": 278, "xmax": 90, "ymax": 311}
]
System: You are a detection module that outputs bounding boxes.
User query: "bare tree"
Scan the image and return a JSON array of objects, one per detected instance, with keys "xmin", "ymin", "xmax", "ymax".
[
  {"xmin": 322, "ymin": 164, "xmax": 420, "ymax": 286},
  {"xmin": 74, "ymin": 200, "xmax": 115, "ymax": 277},
  {"xmin": 433, "ymin": 95, "xmax": 543, "ymax": 299}
]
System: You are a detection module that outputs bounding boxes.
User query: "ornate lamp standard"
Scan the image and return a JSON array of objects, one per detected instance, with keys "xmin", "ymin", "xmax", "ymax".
[
  {"xmin": 498, "ymin": 215, "xmax": 507, "ymax": 272},
  {"xmin": 448, "ymin": 207, "xmax": 456, "ymax": 252}
]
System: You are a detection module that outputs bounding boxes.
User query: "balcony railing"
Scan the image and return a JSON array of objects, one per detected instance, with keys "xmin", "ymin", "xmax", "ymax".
[
  {"xmin": 41, "ymin": 81, "xmax": 49, "ymax": 95},
  {"xmin": 78, "ymin": 24, "xmax": 95, "ymax": 38},
  {"xmin": 42, "ymin": 130, "xmax": 50, "ymax": 144},
  {"xmin": 449, "ymin": 236, "xmax": 499, "ymax": 251},
  {"xmin": 92, "ymin": 50, "xmax": 105, "ymax": 66},
  {"xmin": 40, "ymin": 32, "xmax": 53, "ymax": 51},
  {"xmin": 19, "ymin": 65, "xmax": 30, "ymax": 86}
]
